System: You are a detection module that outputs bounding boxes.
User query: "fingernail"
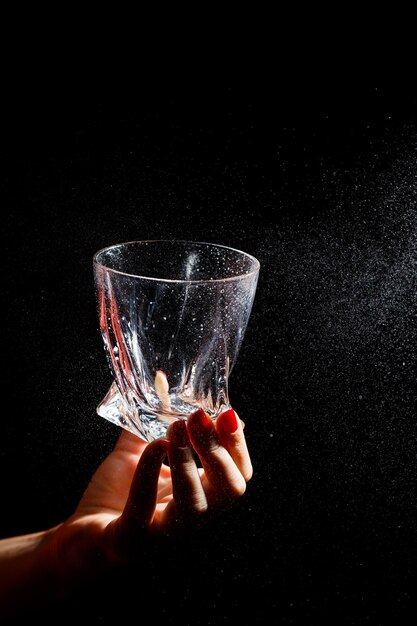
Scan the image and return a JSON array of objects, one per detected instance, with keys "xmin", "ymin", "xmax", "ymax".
[
  {"xmin": 160, "ymin": 438, "xmax": 169, "ymax": 448},
  {"xmin": 219, "ymin": 408, "xmax": 239, "ymax": 434},
  {"xmin": 191, "ymin": 407, "xmax": 213, "ymax": 432},
  {"xmin": 170, "ymin": 419, "xmax": 189, "ymax": 446},
  {"xmin": 152, "ymin": 438, "xmax": 169, "ymax": 456}
]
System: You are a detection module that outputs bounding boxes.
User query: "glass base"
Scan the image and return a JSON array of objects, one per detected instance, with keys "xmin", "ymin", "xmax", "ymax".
[{"xmin": 96, "ymin": 381, "xmax": 177, "ymax": 442}]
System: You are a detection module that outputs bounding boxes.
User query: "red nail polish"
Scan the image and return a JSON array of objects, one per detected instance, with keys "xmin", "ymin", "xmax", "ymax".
[
  {"xmin": 171, "ymin": 419, "xmax": 189, "ymax": 446},
  {"xmin": 219, "ymin": 408, "xmax": 239, "ymax": 434},
  {"xmin": 151, "ymin": 438, "xmax": 169, "ymax": 459},
  {"xmin": 192, "ymin": 407, "xmax": 213, "ymax": 431}
]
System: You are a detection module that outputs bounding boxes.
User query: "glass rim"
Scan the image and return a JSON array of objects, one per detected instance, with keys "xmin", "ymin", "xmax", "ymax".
[{"xmin": 93, "ymin": 239, "xmax": 260, "ymax": 284}]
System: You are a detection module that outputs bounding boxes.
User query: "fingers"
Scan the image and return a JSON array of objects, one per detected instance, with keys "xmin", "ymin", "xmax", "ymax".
[
  {"xmin": 118, "ymin": 438, "xmax": 168, "ymax": 533},
  {"xmin": 215, "ymin": 408, "xmax": 253, "ymax": 481},
  {"xmin": 186, "ymin": 409, "xmax": 247, "ymax": 503},
  {"xmin": 113, "ymin": 406, "xmax": 252, "ymax": 546},
  {"xmin": 166, "ymin": 420, "xmax": 208, "ymax": 517}
]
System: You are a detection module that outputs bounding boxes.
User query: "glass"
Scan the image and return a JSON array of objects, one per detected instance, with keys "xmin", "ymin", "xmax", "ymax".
[{"xmin": 93, "ymin": 240, "xmax": 260, "ymax": 442}]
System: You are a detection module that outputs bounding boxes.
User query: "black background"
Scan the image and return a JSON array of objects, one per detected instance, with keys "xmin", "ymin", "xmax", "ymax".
[{"xmin": 1, "ymin": 84, "xmax": 417, "ymax": 624}]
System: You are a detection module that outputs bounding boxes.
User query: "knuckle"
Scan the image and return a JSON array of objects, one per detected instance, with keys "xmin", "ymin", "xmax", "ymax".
[
  {"xmin": 171, "ymin": 447, "xmax": 195, "ymax": 468},
  {"xmin": 176, "ymin": 495, "xmax": 208, "ymax": 518},
  {"xmin": 207, "ymin": 436, "xmax": 222, "ymax": 453}
]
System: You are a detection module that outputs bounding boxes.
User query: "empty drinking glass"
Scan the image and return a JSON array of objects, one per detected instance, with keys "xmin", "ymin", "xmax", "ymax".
[{"xmin": 93, "ymin": 240, "xmax": 259, "ymax": 442}]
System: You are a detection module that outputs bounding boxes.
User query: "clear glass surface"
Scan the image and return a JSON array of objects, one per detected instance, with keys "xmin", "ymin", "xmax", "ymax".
[{"xmin": 93, "ymin": 240, "xmax": 260, "ymax": 442}]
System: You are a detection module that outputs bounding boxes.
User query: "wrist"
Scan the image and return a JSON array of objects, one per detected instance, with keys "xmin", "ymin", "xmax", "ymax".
[
  {"xmin": 42, "ymin": 518, "xmax": 116, "ymax": 594},
  {"xmin": 0, "ymin": 526, "xmax": 61, "ymax": 618}
]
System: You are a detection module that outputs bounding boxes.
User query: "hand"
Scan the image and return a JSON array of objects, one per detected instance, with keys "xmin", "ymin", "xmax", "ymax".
[
  {"xmin": 0, "ymin": 407, "xmax": 252, "ymax": 618},
  {"xmin": 45, "ymin": 407, "xmax": 252, "ymax": 574}
]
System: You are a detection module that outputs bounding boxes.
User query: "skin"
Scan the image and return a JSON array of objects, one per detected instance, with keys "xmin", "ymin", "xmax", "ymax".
[{"xmin": 0, "ymin": 407, "xmax": 252, "ymax": 619}]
